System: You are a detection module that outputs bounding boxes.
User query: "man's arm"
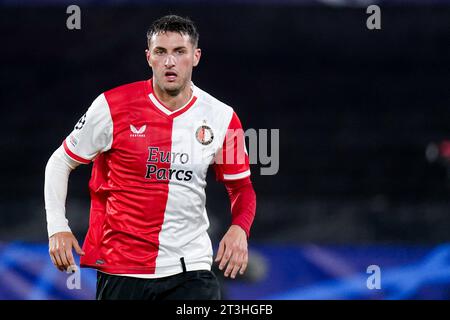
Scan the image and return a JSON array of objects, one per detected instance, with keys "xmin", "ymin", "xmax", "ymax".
[
  {"xmin": 44, "ymin": 93, "xmax": 113, "ymax": 272},
  {"xmin": 215, "ymin": 177, "xmax": 256, "ymax": 279},
  {"xmin": 45, "ymin": 146, "xmax": 85, "ymax": 271},
  {"xmin": 212, "ymin": 110, "xmax": 256, "ymax": 279}
]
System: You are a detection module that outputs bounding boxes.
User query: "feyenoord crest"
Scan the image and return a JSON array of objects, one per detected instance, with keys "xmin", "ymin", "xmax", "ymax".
[{"xmin": 195, "ymin": 121, "xmax": 214, "ymax": 145}]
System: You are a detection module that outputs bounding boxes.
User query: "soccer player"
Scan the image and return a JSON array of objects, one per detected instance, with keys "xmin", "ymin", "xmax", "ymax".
[{"xmin": 44, "ymin": 15, "xmax": 256, "ymax": 300}]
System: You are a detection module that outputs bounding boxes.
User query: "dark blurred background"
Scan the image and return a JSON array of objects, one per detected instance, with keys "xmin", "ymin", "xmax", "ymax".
[{"xmin": 0, "ymin": 0, "xmax": 449, "ymax": 299}]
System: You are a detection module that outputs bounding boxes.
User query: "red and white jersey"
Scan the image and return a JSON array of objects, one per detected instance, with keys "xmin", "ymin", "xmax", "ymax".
[{"xmin": 62, "ymin": 79, "xmax": 250, "ymax": 276}]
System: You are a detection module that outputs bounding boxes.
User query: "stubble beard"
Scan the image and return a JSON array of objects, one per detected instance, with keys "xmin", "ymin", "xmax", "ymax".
[{"xmin": 164, "ymin": 79, "xmax": 188, "ymax": 97}]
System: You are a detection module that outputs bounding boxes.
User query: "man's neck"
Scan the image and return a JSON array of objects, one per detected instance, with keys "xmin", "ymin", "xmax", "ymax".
[{"xmin": 152, "ymin": 80, "xmax": 193, "ymax": 112}]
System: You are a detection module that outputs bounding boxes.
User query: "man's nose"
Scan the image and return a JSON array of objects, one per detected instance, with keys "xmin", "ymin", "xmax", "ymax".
[{"xmin": 164, "ymin": 54, "xmax": 176, "ymax": 68}]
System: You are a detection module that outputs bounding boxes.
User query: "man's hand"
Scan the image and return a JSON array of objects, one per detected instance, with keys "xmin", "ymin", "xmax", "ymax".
[
  {"xmin": 49, "ymin": 232, "xmax": 85, "ymax": 272},
  {"xmin": 215, "ymin": 225, "xmax": 248, "ymax": 279}
]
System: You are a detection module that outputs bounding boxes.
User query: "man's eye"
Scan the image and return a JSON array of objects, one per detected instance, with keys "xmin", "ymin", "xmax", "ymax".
[
  {"xmin": 176, "ymin": 50, "xmax": 186, "ymax": 55},
  {"xmin": 155, "ymin": 50, "xmax": 164, "ymax": 55}
]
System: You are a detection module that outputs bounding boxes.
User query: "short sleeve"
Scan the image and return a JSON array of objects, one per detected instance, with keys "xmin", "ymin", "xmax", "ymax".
[
  {"xmin": 62, "ymin": 94, "xmax": 113, "ymax": 164},
  {"xmin": 213, "ymin": 111, "xmax": 251, "ymax": 181}
]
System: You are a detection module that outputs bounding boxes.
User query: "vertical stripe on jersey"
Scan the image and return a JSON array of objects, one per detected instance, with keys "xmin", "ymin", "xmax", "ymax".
[
  {"xmin": 154, "ymin": 114, "xmax": 213, "ymax": 274},
  {"xmin": 97, "ymin": 84, "xmax": 174, "ymax": 274}
]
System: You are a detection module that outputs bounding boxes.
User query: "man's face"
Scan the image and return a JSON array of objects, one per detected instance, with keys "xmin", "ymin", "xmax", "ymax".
[{"xmin": 146, "ymin": 31, "xmax": 201, "ymax": 96}]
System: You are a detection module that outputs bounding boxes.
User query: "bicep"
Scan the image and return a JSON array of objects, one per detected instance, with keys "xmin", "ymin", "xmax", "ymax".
[{"xmin": 213, "ymin": 111, "xmax": 250, "ymax": 182}]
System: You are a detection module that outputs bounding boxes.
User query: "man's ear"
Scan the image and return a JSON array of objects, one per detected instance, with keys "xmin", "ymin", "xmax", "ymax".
[
  {"xmin": 193, "ymin": 48, "xmax": 201, "ymax": 67},
  {"xmin": 145, "ymin": 49, "xmax": 152, "ymax": 67}
]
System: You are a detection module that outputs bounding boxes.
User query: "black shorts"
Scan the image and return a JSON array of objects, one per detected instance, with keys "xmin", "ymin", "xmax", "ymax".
[{"xmin": 96, "ymin": 270, "xmax": 221, "ymax": 300}]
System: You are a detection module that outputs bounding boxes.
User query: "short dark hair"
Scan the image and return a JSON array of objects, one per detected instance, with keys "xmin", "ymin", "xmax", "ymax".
[{"xmin": 147, "ymin": 15, "xmax": 199, "ymax": 48}]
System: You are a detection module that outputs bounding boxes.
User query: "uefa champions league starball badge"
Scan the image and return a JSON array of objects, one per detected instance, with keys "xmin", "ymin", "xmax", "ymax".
[{"xmin": 195, "ymin": 120, "xmax": 214, "ymax": 145}]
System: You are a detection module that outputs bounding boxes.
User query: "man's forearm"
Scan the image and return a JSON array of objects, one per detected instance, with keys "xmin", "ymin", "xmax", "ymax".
[
  {"xmin": 224, "ymin": 177, "xmax": 256, "ymax": 238},
  {"xmin": 44, "ymin": 145, "xmax": 80, "ymax": 237}
]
